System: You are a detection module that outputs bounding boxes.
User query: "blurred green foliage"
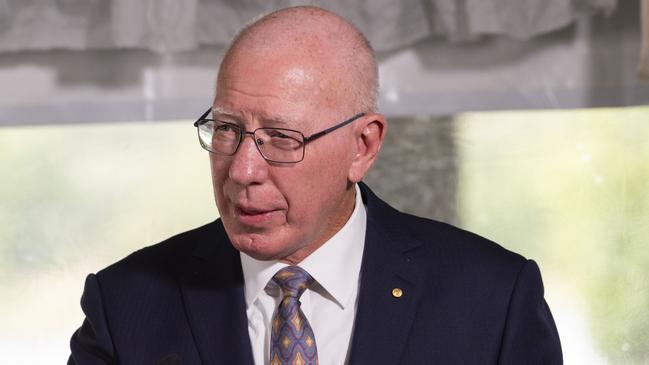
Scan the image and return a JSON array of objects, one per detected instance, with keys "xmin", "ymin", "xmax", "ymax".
[
  {"xmin": 0, "ymin": 121, "xmax": 217, "ymax": 362},
  {"xmin": 0, "ymin": 121, "xmax": 216, "ymax": 281},
  {"xmin": 458, "ymin": 107, "xmax": 649, "ymax": 364}
]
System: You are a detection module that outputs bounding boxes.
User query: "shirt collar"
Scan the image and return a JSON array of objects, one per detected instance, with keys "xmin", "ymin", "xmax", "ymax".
[{"xmin": 240, "ymin": 184, "xmax": 366, "ymax": 310}]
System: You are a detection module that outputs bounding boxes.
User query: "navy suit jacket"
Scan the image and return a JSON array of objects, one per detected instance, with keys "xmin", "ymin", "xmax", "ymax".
[{"xmin": 69, "ymin": 183, "xmax": 562, "ymax": 364}]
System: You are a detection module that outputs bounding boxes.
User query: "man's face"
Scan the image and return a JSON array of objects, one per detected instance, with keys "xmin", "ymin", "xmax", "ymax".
[{"xmin": 210, "ymin": 50, "xmax": 358, "ymax": 263}]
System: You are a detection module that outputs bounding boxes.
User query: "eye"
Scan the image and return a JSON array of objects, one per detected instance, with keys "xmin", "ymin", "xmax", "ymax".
[
  {"xmin": 212, "ymin": 121, "xmax": 241, "ymax": 134},
  {"xmin": 215, "ymin": 123, "xmax": 235, "ymax": 132},
  {"xmin": 211, "ymin": 121, "xmax": 240, "ymax": 142},
  {"xmin": 268, "ymin": 130, "xmax": 292, "ymax": 139},
  {"xmin": 263, "ymin": 129, "xmax": 303, "ymax": 151}
]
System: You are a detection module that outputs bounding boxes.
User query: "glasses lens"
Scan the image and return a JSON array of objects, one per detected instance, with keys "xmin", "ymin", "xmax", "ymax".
[
  {"xmin": 255, "ymin": 128, "xmax": 304, "ymax": 162},
  {"xmin": 198, "ymin": 120, "xmax": 240, "ymax": 155}
]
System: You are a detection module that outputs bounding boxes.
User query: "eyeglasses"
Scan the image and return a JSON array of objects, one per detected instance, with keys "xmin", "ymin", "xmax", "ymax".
[{"xmin": 193, "ymin": 108, "xmax": 365, "ymax": 163}]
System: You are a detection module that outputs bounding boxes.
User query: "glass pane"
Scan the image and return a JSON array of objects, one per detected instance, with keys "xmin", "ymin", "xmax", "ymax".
[
  {"xmin": 458, "ymin": 106, "xmax": 649, "ymax": 364},
  {"xmin": 2, "ymin": 106, "xmax": 648, "ymax": 363},
  {"xmin": 0, "ymin": 120, "xmax": 216, "ymax": 363}
]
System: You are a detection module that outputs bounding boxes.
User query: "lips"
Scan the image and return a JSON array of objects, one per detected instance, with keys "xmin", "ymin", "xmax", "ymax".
[
  {"xmin": 234, "ymin": 205, "xmax": 281, "ymax": 227},
  {"xmin": 237, "ymin": 207, "xmax": 271, "ymax": 215}
]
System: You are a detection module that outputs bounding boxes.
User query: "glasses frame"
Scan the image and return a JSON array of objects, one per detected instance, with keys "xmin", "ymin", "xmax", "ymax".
[{"xmin": 193, "ymin": 107, "xmax": 365, "ymax": 163}]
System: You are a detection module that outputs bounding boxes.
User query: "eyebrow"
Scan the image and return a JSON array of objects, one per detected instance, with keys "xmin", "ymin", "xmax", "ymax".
[
  {"xmin": 211, "ymin": 106, "xmax": 240, "ymax": 119},
  {"xmin": 211, "ymin": 105, "xmax": 296, "ymax": 127}
]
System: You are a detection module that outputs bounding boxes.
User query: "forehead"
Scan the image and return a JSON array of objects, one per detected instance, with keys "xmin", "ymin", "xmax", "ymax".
[
  {"xmin": 219, "ymin": 46, "xmax": 328, "ymax": 93},
  {"xmin": 215, "ymin": 51, "xmax": 346, "ymax": 128}
]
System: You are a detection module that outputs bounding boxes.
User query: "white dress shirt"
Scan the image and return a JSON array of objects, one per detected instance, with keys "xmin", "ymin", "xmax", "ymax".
[{"xmin": 240, "ymin": 184, "xmax": 367, "ymax": 365}]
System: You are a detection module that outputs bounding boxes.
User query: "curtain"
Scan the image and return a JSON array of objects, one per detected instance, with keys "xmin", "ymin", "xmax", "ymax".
[{"xmin": 0, "ymin": 0, "xmax": 617, "ymax": 53}]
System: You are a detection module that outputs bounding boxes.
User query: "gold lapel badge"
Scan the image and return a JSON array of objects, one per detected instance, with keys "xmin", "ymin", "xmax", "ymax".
[{"xmin": 392, "ymin": 288, "xmax": 403, "ymax": 298}]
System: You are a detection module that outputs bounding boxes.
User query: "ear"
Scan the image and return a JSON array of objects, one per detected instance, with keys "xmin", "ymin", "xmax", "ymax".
[{"xmin": 348, "ymin": 113, "xmax": 387, "ymax": 183}]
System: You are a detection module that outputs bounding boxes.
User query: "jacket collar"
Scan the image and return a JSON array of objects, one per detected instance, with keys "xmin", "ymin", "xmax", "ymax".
[
  {"xmin": 347, "ymin": 182, "xmax": 435, "ymax": 365},
  {"xmin": 180, "ymin": 220, "xmax": 255, "ymax": 365}
]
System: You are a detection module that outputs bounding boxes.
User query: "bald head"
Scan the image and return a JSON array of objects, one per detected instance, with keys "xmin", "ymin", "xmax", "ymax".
[{"xmin": 218, "ymin": 6, "xmax": 378, "ymax": 114}]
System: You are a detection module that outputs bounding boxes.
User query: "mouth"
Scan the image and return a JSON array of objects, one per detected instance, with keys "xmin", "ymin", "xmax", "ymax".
[{"xmin": 234, "ymin": 205, "xmax": 281, "ymax": 226}]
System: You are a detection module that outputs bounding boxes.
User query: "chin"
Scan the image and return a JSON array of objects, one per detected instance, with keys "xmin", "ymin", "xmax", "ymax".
[
  {"xmin": 229, "ymin": 233, "xmax": 285, "ymax": 261},
  {"xmin": 242, "ymin": 249, "xmax": 281, "ymax": 261}
]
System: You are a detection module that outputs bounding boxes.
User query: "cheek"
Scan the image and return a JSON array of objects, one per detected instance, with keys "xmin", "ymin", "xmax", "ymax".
[
  {"xmin": 210, "ymin": 156, "xmax": 229, "ymax": 181},
  {"xmin": 209, "ymin": 159, "xmax": 230, "ymax": 203},
  {"xmin": 282, "ymin": 149, "xmax": 351, "ymax": 220},
  {"xmin": 314, "ymin": 140, "xmax": 355, "ymax": 183}
]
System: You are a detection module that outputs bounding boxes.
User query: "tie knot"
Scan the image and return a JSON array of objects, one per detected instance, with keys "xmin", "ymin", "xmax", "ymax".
[{"xmin": 272, "ymin": 266, "xmax": 314, "ymax": 300}]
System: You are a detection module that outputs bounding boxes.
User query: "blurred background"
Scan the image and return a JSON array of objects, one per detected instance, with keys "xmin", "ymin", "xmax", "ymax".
[{"xmin": 1, "ymin": 0, "xmax": 648, "ymax": 363}]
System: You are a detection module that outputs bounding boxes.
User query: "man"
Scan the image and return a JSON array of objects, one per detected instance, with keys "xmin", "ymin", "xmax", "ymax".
[{"xmin": 69, "ymin": 6, "xmax": 562, "ymax": 365}]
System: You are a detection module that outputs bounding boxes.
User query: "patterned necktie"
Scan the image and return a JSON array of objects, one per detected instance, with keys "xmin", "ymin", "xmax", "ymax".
[{"xmin": 270, "ymin": 266, "xmax": 319, "ymax": 365}]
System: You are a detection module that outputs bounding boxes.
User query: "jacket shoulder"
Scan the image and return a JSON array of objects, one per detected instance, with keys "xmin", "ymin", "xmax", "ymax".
[
  {"xmin": 407, "ymin": 213, "xmax": 525, "ymax": 268},
  {"xmin": 96, "ymin": 220, "xmax": 223, "ymax": 282},
  {"xmin": 361, "ymin": 181, "xmax": 527, "ymax": 279}
]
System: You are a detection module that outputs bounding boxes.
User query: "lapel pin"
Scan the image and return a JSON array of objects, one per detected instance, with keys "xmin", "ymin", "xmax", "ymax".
[{"xmin": 392, "ymin": 288, "xmax": 403, "ymax": 298}]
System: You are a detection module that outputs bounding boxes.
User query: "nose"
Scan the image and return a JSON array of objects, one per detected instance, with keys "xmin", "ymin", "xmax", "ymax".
[{"xmin": 227, "ymin": 133, "xmax": 268, "ymax": 186}]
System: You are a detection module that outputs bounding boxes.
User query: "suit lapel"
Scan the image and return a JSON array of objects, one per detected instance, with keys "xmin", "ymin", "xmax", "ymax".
[
  {"xmin": 180, "ymin": 221, "xmax": 254, "ymax": 365},
  {"xmin": 348, "ymin": 184, "xmax": 433, "ymax": 365}
]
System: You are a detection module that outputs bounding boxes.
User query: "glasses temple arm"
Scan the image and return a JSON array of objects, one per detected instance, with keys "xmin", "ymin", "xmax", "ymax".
[
  {"xmin": 193, "ymin": 107, "xmax": 213, "ymax": 127},
  {"xmin": 303, "ymin": 113, "xmax": 365, "ymax": 143}
]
